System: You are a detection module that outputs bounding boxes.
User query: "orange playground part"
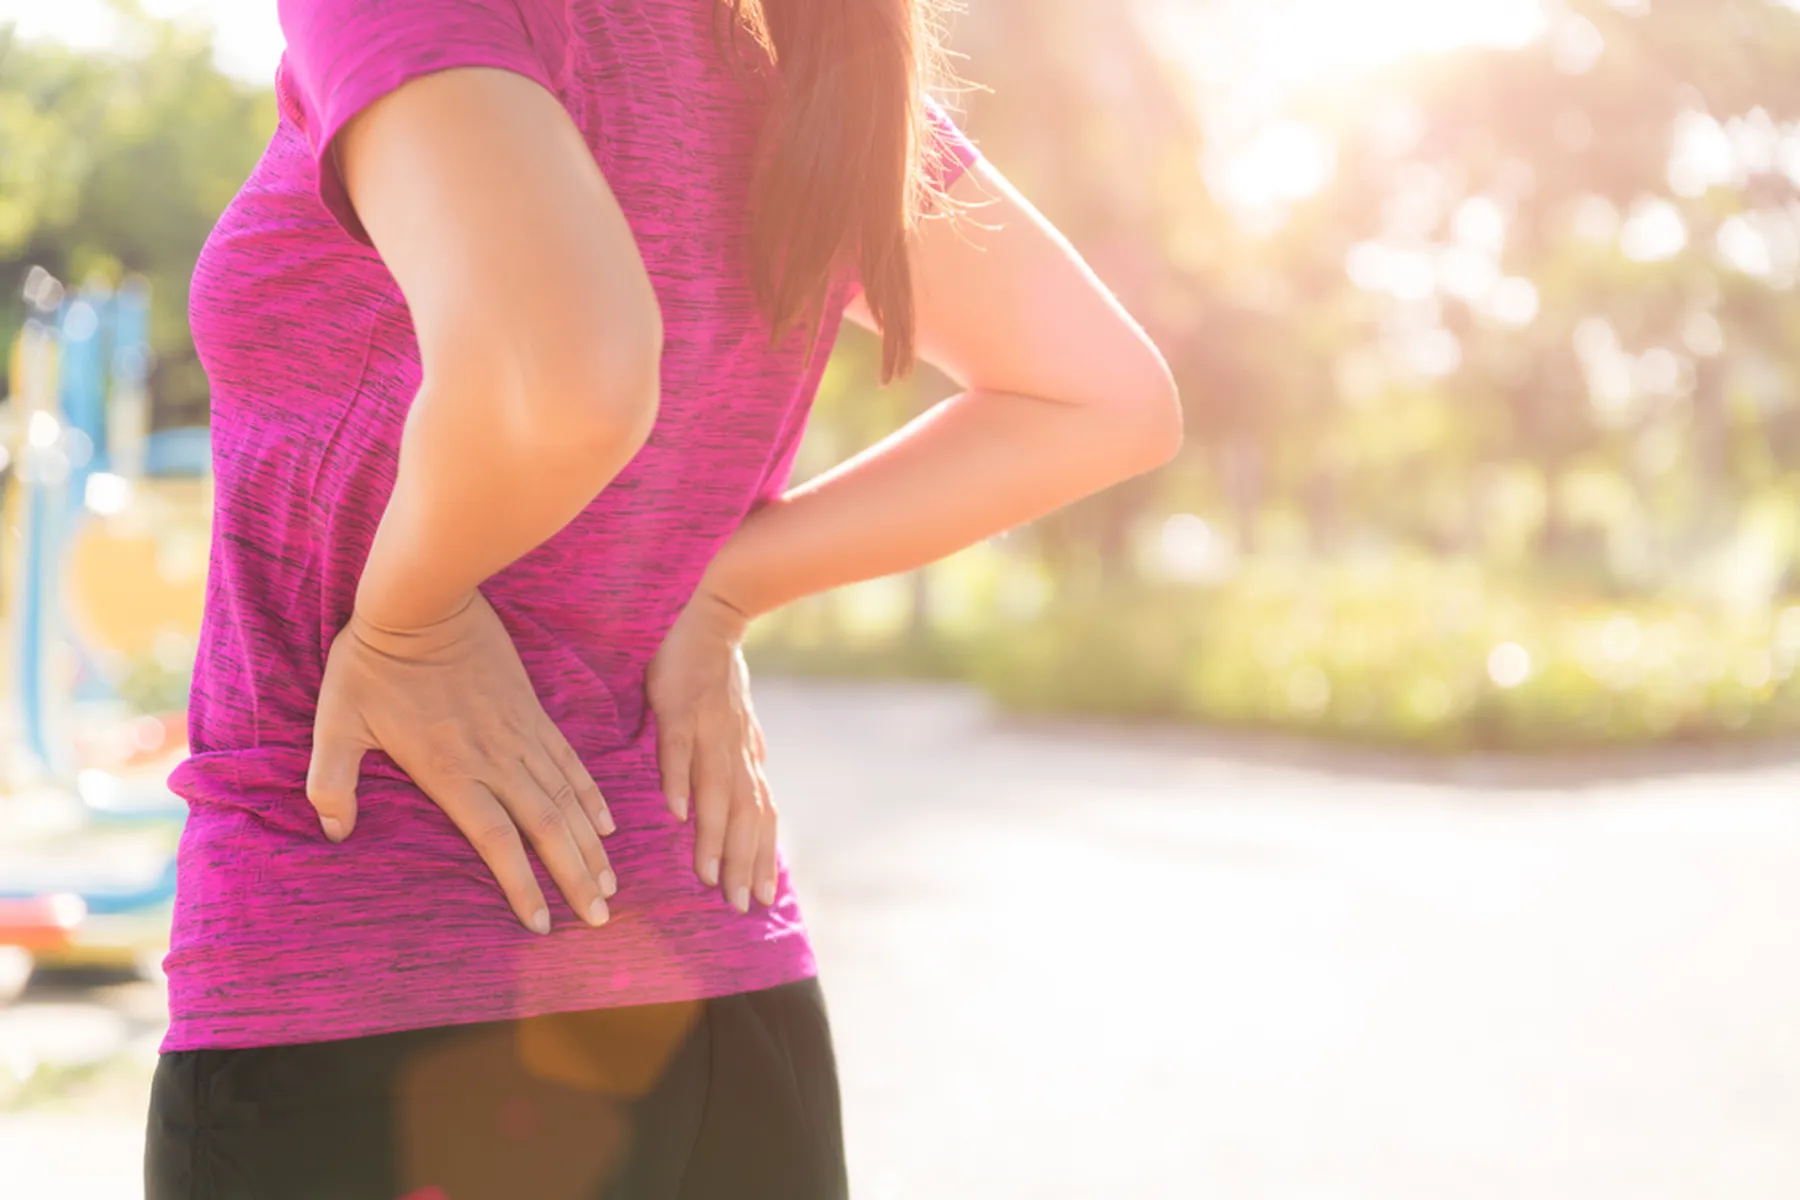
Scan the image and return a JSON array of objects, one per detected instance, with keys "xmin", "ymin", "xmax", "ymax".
[{"xmin": 0, "ymin": 894, "xmax": 86, "ymax": 954}]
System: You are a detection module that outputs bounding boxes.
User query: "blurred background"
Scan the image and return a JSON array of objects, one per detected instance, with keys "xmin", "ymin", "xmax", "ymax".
[{"xmin": 2, "ymin": 0, "xmax": 1799, "ymax": 1196}]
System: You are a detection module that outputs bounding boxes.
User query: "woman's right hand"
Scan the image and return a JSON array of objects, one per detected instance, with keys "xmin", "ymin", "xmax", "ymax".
[{"xmin": 305, "ymin": 589, "xmax": 618, "ymax": 934}]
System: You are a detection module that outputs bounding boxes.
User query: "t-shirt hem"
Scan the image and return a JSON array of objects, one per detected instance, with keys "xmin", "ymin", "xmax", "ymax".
[{"xmin": 160, "ymin": 950, "xmax": 820, "ymax": 1052}]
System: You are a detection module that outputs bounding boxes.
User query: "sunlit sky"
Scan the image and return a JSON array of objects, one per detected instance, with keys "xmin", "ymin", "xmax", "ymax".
[
  {"xmin": 1, "ymin": 0, "xmax": 1558, "ymax": 220},
  {"xmin": 4, "ymin": 0, "xmax": 1548, "ymax": 89},
  {"xmin": 1156, "ymin": 0, "xmax": 1545, "ymax": 101},
  {"xmin": 0, "ymin": 0, "xmax": 284, "ymax": 82},
  {"xmin": 11, "ymin": 0, "xmax": 1758, "ymax": 272},
  {"xmin": 1147, "ymin": 0, "xmax": 1550, "ymax": 221}
]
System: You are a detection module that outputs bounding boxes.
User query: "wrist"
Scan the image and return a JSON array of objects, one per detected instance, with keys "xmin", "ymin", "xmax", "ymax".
[
  {"xmin": 354, "ymin": 508, "xmax": 481, "ymax": 633},
  {"xmin": 688, "ymin": 575, "xmax": 755, "ymax": 642},
  {"xmin": 350, "ymin": 587, "xmax": 478, "ymax": 649},
  {"xmin": 698, "ymin": 506, "xmax": 780, "ymax": 627}
]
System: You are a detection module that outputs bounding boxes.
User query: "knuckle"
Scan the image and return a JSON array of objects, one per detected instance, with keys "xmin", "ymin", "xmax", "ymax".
[
  {"xmin": 474, "ymin": 820, "xmax": 523, "ymax": 852},
  {"xmin": 425, "ymin": 740, "xmax": 467, "ymax": 778},
  {"xmin": 693, "ymin": 782, "xmax": 727, "ymax": 813},
  {"xmin": 528, "ymin": 803, "xmax": 568, "ymax": 839}
]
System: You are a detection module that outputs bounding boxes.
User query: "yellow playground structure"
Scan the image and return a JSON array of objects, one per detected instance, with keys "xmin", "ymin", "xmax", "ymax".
[{"xmin": 0, "ymin": 268, "xmax": 209, "ymax": 993}]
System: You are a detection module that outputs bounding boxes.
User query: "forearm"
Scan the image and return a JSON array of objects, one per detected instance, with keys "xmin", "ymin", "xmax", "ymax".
[
  {"xmin": 701, "ymin": 387, "xmax": 1173, "ymax": 619},
  {"xmin": 356, "ymin": 373, "xmax": 654, "ymax": 629}
]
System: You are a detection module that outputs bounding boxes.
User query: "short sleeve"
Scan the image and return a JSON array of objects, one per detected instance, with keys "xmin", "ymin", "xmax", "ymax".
[
  {"xmin": 924, "ymin": 97, "xmax": 981, "ymax": 193},
  {"xmin": 278, "ymin": 0, "xmax": 559, "ymax": 243}
]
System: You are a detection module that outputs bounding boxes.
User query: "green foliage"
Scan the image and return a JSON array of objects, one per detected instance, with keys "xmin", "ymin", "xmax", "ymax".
[
  {"xmin": 0, "ymin": 7, "xmax": 275, "ymax": 421},
  {"xmin": 980, "ymin": 564, "xmax": 1800, "ymax": 751},
  {"xmin": 940, "ymin": 0, "xmax": 1800, "ymax": 590},
  {"xmin": 754, "ymin": 556, "xmax": 1800, "ymax": 752},
  {"xmin": 758, "ymin": 0, "xmax": 1800, "ymax": 752},
  {"xmin": 116, "ymin": 650, "xmax": 194, "ymax": 718}
]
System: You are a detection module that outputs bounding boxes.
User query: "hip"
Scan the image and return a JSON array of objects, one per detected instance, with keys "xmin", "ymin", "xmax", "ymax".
[
  {"xmin": 147, "ymin": 976, "xmax": 845, "ymax": 1200},
  {"xmin": 162, "ymin": 786, "xmax": 816, "ymax": 1051}
]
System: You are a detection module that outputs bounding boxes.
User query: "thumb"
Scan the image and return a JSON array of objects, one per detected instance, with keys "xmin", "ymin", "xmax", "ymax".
[{"xmin": 306, "ymin": 715, "xmax": 367, "ymax": 843}]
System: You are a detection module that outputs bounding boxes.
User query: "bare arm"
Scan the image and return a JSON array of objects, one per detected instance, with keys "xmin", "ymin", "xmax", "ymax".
[
  {"xmin": 699, "ymin": 158, "xmax": 1181, "ymax": 618},
  {"xmin": 650, "ymin": 157, "xmax": 1181, "ymax": 914},
  {"xmin": 339, "ymin": 67, "xmax": 661, "ymax": 630},
  {"xmin": 306, "ymin": 68, "xmax": 661, "ymax": 933}
]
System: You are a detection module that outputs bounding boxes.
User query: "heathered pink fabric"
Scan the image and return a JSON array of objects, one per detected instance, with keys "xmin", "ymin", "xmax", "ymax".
[{"xmin": 164, "ymin": 0, "xmax": 976, "ymax": 1051}]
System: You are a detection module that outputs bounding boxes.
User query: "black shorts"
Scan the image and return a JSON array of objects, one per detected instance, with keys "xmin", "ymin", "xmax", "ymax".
[{"xmin": 145, "ymin": 977, "xmax": 846, "ymax": 1200}]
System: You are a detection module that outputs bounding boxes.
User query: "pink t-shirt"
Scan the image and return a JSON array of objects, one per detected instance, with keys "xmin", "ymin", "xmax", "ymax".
[{"xmin": 164, "ymin": 0, "xmax": 976, "ymax": 1051}]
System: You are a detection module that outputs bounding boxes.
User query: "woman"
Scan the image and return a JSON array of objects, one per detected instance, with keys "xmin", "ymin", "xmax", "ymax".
[{"xmin": 145, "ymin": 1, "xmax": 1180, "ymax": 1197}]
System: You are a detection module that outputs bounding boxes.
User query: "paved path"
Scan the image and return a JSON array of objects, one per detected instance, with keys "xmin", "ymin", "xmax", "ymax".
[{"xmin": 4, "ymin": 680, "xmax": 1799, "ymax": 1197}]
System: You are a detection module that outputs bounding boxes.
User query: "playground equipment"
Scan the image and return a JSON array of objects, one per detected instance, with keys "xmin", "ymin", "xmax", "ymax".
[{"xmin": 0, "ymin": 267, "xmax": 206, "ymax": 986}]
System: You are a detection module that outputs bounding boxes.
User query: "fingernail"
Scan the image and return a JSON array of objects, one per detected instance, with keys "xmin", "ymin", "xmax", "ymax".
[
  {"xmin": 599, "ymin": 869, "xmax": 618, "ymax": 898},
  {"xmin": 755, "ymin": 881, "xmax": 776, "ymax": 907},
  {"xmin": 586, "ymin": 898, "xmax": 610, "ymax": 927},
  {"xmin": 672, "ymin": 796, "xmax": 689, "ymax": 822},
  {"xmin": 701, "ymin": 858, "xmax": 720, "ymax": 887},
  {"xmin": 599, "ymin": 813, "xmax": 617, "ymax": 836},
  {"xmin": 530, "ymin": 908, "xmax": 551, "ymax": 935},
  {"xmin": 732, "ymin": 887, "xmax": 750, "ymax": 914},
  {"xmin": 321, "ymin": 817, "xmax": 345, "ymax": 843}
]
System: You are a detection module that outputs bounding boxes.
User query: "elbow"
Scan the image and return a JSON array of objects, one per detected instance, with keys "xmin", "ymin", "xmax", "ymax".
[
  {"xmin": 519, "ymin": 305, "xmax": 663, "ymax": 462},
  {"xmin": 570, "ymin": 314, "xmax": 664, "ymax": 457},
  {"xmin": 1109, "ymin": 352, "xmax": 1184, "ymax": 474}
]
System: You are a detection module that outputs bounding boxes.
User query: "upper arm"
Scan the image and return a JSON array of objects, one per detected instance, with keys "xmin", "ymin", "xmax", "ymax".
[
  {"xmin": 337, "ymin": 69, "xmax": 659, "ymax": 394},
  {"xmin": 850, "ymin": 159, "xmax": 1177, "ymax": 418},
  {"xmin": 281, "ymin": 0, "xmax": 659, "ymax": 404}
]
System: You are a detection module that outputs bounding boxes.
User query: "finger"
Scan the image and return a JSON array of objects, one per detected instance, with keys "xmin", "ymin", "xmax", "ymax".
[
  {"xmin": 525, "ymin": 745, "xmax": 616, "ymax": 900},
  {"xmin": 658, "ymin": 715, "xmax": 695, "ymax": 822},
  {"xmin": 719, "ymin": 761, "xmax": 762, "ymax": 915},
  {"xmin": 496, "ymin": 762, "xmax": 610, "ymax": 929},
  {"xmin": 541, "ymin": 722, "xmax": 614, "ymax": 837},
  {"xmin": 750, "ymin": 716, "xmax": 768, "ymax": 765},
  {"xmin": 306, "ymin": 714, "xmax": 367, "ymax": 844},
  {"xmin": 751, "ymin": 773, "xmax": 779, "ymax": 909},
  {"xmin": 440, "ymin": 781, "xmax": 552, "ymax": 935},
  {"xmin": 691, "ymin": 736, "xmax": 733, "ymax": 890}
]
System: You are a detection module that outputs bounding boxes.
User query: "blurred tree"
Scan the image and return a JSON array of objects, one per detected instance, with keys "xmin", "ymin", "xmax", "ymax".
[
  {"xmin": 1128, "ymin": 0, "xmax": 1800, "ymax": 588},
  {"xmin": 0, "ymin": 5, "xmax": 275, "ymax": 424},
  {"xmin": 949, "ymin": 0, "xmax": 1220, "ymax": 587}
]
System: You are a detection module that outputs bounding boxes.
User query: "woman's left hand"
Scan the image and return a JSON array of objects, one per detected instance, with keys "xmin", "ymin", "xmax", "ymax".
[{"xmin": 646, "ymin": 585, "xmax": 777, "ymax": 913}]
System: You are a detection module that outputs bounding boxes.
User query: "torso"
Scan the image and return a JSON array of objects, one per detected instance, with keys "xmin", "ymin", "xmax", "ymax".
[{"xmin": 165, "ymin": 0, "xmax": 837, "ymax": 1051}]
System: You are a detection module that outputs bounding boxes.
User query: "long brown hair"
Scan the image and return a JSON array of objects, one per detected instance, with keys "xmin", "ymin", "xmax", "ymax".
[{"xmin": 727, "ymin": 0, "xmax": 943, "ymax": 382}]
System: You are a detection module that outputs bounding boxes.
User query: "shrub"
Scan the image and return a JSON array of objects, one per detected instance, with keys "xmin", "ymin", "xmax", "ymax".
[{"xmin": 750, "ymin": 555, "xmax": 1800, "ymax": 752}]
